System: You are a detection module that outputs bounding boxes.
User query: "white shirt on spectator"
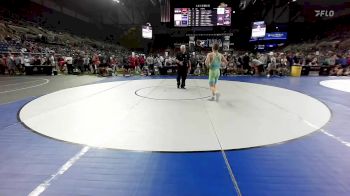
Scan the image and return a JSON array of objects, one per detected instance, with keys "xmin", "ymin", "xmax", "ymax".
[
  {"xmin": 327, "ymin": 56, "xmax": 336, "ymax": 66},
  {"xmin": 65, "ymin": 57, "xmax": 73, "ymax": 65},
  {"xmin": 146, "ymin": 56, "xmax": 154, "ymax": 65}
]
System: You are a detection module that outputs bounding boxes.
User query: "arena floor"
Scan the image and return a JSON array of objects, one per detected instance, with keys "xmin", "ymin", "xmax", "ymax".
[{"xmin": 1, "ymin": 75, "xmax": 350, "ymax": 196}]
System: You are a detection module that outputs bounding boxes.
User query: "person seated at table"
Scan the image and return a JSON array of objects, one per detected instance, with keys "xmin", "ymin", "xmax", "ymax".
[
  {"xmin": 226, "ymin": 56, "xmax": 235, "ymax": 75},
  {"xmin": 251, "ymin": 59, "xmax": 264, "ymax": 76},
  {"xmin": 330, "ymin": 54, "xmax": 347, "ymax": 76},
  {"xmin": 346, "ymin": 54, "xmax": 350, "ymax": 76},
  {"xmin": 33, "ymin": 56, "xmax": 41, "ymax": 65},
  {"xmin": 344, "ymin": 66, "xmax": 350, "ymax": 76},
  {"xmin": 339, "ymin": 54, "xmax": 350, "ymax": 76},
  {"xmin": 232, "ymin": 56, "xmax": 243, "ymax": 75},
  {"xmin": 98, "ymin": 64, "xmax": 109, "ymax": 77},
  {"xmin": 42, "ymin": 56, "xmax": 51, "ymax": 66},
  {"xmin": 276, "ymin": 54, "xmax": 290, "ymax": 76},
  {"xmin": 338, "ymin": 55, "xmax": 349, "ymax": 76}
]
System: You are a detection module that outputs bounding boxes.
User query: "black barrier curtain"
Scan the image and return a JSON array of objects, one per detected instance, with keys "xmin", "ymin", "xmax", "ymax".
[{"xmin": 160, "ymin": 0, "xmax": 171, "ymax": 23}]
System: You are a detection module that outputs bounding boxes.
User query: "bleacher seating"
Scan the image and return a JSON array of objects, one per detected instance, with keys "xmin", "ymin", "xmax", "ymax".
[{"xmin": 0, "ymin": 43, "xmax": 9, "ymax": 53}]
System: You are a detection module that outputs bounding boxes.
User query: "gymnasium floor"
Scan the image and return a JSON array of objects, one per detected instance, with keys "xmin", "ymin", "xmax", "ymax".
[{"xmin": 0, "ymin": 75, "xmax": 350, "ymax": 196}]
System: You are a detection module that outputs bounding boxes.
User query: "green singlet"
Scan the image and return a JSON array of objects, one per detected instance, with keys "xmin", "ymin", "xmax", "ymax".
[{"xmin": 208, "ymin": 52, "xmax": 221, "ymax": 86}]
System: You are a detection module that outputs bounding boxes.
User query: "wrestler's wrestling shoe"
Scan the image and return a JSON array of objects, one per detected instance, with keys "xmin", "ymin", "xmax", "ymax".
[
  {"xmin": 216, "ymin": 93, "xmax": 220, "ymax": 102},
  {"xmin": 208, "ymin": 96, "xmax": 215, "ymax": 101}
]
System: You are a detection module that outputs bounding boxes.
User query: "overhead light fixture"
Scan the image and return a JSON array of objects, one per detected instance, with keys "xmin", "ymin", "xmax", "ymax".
[
  {"xmin": 150, "ymin": 0, "xmax": 156, "ymax": 6},
  {"xmin": 112, "ymin": 0, "xmax": 120, "ymax": 3}
]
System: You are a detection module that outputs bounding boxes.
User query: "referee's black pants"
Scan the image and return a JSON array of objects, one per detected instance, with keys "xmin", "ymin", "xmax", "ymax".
[
  {"xmin": 177, "ymin": 67, "xmax": 188, "ymax": 88},
  {"xmin": 67, "ymin": 64, "xmax": 74, "ymax": 74}
]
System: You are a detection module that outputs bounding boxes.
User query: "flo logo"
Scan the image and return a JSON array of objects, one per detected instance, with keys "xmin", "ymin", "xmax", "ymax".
[{"xmin": 315, "ymin": 10, "xmax": 335, "ymax": 17}]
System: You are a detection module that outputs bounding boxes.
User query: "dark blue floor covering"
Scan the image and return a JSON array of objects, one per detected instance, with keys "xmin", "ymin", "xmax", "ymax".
[
  {"xmin": 0, "ymin": 99, "xmax": 82, "ymax": 196},
  {"xmin": 0, "ymin": 76, "xmax": 349, "ymax": 196},
  {"xmin": 220, "ymin": 76, "xmax": 350, "ymax": 196},
  {"xmin": 42, "ymin": 150, "xmax": 236, "ymax": 196}
]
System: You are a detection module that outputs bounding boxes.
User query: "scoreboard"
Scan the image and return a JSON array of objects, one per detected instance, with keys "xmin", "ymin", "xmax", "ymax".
[{"xmin": 174, "ymin": 7, "xmax": 231, "ymax": 27}]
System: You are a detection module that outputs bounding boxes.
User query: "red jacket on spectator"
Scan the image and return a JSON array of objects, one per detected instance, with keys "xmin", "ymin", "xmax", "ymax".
[
  {"xmin": 139, "ymin": 56, "xmax": 145, "ymax": 65},
  {"xmin": 135, "ymin": 57, "xmax": 140, "ymax": 67},
  {"xmin": 110, "ymin": 57, "xmax": 116, "ymax": 66},
  {"xmin": 3, "ymin": 56, "xmax": 7, "ymax": 66},
  {"xmin": 93, "ymin": 55, "xmax": 100, "ymax": 66},
  {"xmin": 128, "ymin": 56, "xmax": 136, "ymax": 68},
  {"xmin": 58, "ymin": 57, "xmax": 65, "ymax": 67}
]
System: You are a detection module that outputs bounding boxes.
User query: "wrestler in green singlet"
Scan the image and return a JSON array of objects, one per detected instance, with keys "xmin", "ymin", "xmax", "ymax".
[{"xmin": 205, "ymin": 42, "xmax": 228, "ymax": 101}]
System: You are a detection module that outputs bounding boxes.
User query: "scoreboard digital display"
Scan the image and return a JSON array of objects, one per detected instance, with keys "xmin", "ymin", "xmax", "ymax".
[{"xmin": 174, "ymin": 7, "xmax": 231, "ymax": 27}]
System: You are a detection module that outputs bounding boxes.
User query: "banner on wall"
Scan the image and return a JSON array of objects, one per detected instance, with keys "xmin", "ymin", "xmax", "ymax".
[
  {"xmin": 189, "ymin": 36, "xmax": 196, "ymax": 52},
  {"xmin": 196, "ymin": 39, "xmax": 223, "ymax": 48},
  {"xmin": 250, "ymin": 32, "xmax": 288, "ymax": 42},
  {"xmin": 265, "ymin": 32, "xmax": 287, "ymax": 40},
  {"xmin": 223, "ymin": 36, "xmax": 230, "ymax": 51}
]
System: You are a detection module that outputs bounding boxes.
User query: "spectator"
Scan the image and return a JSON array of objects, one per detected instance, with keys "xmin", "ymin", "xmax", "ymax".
[
  {"xmin": 139, "ymin": 55, "xmax": 145, "ymax": 70},
  {"xmin": 326, "ymin": 53, "xmax": 336, "ymax": 66},
  {"xmin": 92, "ymin": 54, "xmax": 100, "ymax": 74},
  {"xmin": 134, "ymin": 55, "xmax": 140, "ymax": 74},
  {"xmin": 15, "ymin": 53, "xmax": 24, "ymax": 74},
  {"xmin": 7, "ymin": 53, "xmax": 16, "ymax": 75},
  {"xmin": 65, "ymin": 55, "xmax": 73, "ymax": 74},
  {"xmin": 57, "ymin": 56, "xmax": 66, "ymax": 72},
  {"xmin": 83, "ymin": 55, "xmax": 90, "ymax": 73},
  {"xmin": 267, "ymin": 52, "xmax": 277, "ymax": 77},
  {"xmin": 109, "ymin": 55, "xmax": 117, "ymax": 74},
  {"xmin": 287, "ymin": 52, "xmax": 295, "ymax": 67},
  {"xmin": 125, "ymin": 55, "xmax": 136, "ymax": 76},
  {"xmin": 242, "ymin": 53, "xmax": 250, "ymax": 73},
  {"xmin": 333, "ymin": 54, "xmax": 349, "ymax": 76},
  {"xmin": 146, "ymin": 55, "xmax": 154, "ymax": 75},
  {"xmin": 75, "ymin": 54, "xmax": 84, "ymax": 73},
  {"xmin": 0, "ymin": 55, "xmax": 5, "ymax": 74},
  {"xmin": 251, "ymin": 59, "xmax": 264, "ymax": 76}
]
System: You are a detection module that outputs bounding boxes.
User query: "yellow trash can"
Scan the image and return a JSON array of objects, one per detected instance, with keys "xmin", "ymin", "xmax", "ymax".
[{"xmin": 291, "ymin": 65, "xmax": 302, "ymax": 77}]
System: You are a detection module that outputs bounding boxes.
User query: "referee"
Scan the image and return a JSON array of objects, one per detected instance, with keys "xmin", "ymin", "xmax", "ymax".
[{"xmin": 176, "ymin": 45, "xmax": 191, "ymax": 89}]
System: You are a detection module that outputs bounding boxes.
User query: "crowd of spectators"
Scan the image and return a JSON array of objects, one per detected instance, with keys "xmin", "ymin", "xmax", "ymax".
[
  {"xmin": 0, "ymin": 20, "xmax": 130, "ymax": 76},
  {"xmin": 0, "ymin": 20, "xmax": 349, "ymax": 78},
  {"xmin": 1, "ymin": 46, "xmax": 350, "ymax": 77},
  {"xmin": 140, "ymin": 50, "xmax": 350, "ymax": 77},
  {"xmin": 0, "ymin": 42, "xmax": 131, "ymax": 76},
  {"xmin": 220, "ymin": 50, "xmax": 350, "ymax": 77}
]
